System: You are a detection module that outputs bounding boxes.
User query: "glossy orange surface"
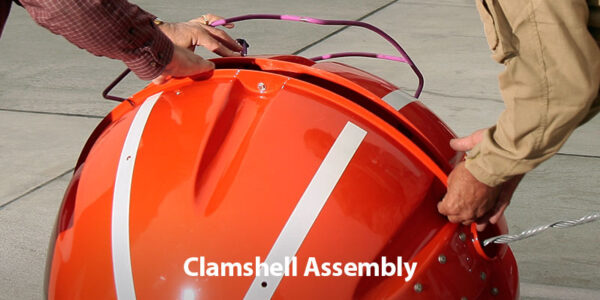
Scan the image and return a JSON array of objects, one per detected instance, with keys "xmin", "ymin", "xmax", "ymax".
[{"xmin": 46, "ymin": 56, "xmax": 518, "ymax": 299}]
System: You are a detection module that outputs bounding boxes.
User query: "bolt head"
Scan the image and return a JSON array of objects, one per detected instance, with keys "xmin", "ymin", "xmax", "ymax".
[
  {"xmin": 491, "ymin": 287, "xmax": 499, "ymax": 296},
  {"xmin": 461, "ymin": 297, "xmax": 468, "ymax": 300},
  {"xmin": 459, "ymin": 232, "xmax": 467, "ymax": 241},
  {"xmin": 438, "ymin": 254, "xmax": 447, "ymax": 264},
  {"xmin": 480, "ymin": 272, "xmax": 487, "ymax": 280},
  {"xmin": 413, "ymin": 283, "xmax": 423, "ymax": 293},
  {"xmin": 257, "ymin": 82, "xmax": 267, "ymax": 93}
]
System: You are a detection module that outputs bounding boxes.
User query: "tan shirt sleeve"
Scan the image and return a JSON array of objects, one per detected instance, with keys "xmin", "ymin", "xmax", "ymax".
[{"xmin": 466, "ymin": 0, "xmax": 600, "ymax": 187}]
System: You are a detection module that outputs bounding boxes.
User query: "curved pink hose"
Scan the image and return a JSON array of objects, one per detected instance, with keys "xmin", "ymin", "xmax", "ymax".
[{"xmin": 212, "ymin": 14, "xmax": 424, "ymax": 98}]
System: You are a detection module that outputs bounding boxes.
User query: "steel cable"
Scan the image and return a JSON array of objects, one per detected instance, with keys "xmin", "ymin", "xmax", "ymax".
[{"xmin": 483, "ymin": 212, "xmax": 600, "ymax": 246}]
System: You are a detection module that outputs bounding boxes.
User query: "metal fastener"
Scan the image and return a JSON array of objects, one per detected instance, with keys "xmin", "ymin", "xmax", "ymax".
[
  {"xmin": 491, "ymin": 287, "xmax": 499, "ymax": 296},
  {"xmin": 461, "ymin": 297, "xmax": 468, "ymax": 300},
  {"xmin": 258, "ymin": 82, "xmax": 266, "ymax": 93},
  {"xmin": 480, "ymin": 272, "xmax": 487, "ymax": 280},
  {"xmin": 413, "ymin": 283, "xmax": 423, "ymax": 293},
  {"xmin": 438, "ymin": 254, "xmax": 447, "ymax": 264},
  {"xmin": 459, "ymin": 232, "xmax": 467, "ymax": 241},
  {"xmin": 175, "ymin": 90, "xmax": 182, "ymax": 95}
]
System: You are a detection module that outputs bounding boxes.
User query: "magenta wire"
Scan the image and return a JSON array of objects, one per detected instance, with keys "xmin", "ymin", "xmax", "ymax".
[
  {"xmin": 212, "ymin": 14, "xmax": 424, "ymax": 98},
  {"xmin": 310, "ymin": 52, "xmax": 408, "ymax": 63}
]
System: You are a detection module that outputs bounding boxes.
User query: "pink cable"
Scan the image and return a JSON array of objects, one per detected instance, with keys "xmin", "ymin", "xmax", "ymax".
[
  {"xmin": 311, "ymin": 52, "xmax": 408, "ymax": 63},
  {"xmin": 212, "ymin": 14, "xmax": 424, "ymax": 98}
]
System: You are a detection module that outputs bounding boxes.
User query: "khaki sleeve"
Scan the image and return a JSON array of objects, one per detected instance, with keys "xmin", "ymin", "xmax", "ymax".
[{"xmin": 466, "ymin": 0, "xmax": 600, "ymax": 187}]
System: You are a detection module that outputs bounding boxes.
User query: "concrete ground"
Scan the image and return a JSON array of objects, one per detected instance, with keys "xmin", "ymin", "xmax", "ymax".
[{"xmin": 0, "ymin": 0, "xmax": 598, "ymax": 299}]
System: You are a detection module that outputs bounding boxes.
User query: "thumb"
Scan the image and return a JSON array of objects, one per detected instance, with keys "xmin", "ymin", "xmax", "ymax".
[
  {"xmin": 183, "ymin": 56, "xmax": 215, "ymax": 78},
  {"xmin": 450, "ymin": 128, "xmax": 486, "ymax": 152},
  {"xmin": 152, "ymin": 74, "xmax": 169, "ymax": 85},
  {"xmin": 181, "ymin": 55, "xmax": 215, "ymax": 81},
  {"xmin": 159, "ymin": 45, "xmax": 215, "ymax": 82},
  {"xmin": 450, "ymin": 136, "xmax": 476, "ymax": 152}
]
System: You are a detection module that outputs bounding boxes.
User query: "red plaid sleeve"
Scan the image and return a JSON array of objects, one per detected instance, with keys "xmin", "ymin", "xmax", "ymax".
[
  {"xmin": 19, "ymin": 0, "xmax": 173, "ymax": 80},
  {"xmin": 0, "ymin": 0, "xmax": 12, "ymax": 39}
]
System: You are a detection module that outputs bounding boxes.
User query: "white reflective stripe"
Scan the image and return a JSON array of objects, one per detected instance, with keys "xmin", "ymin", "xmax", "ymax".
[
  {"xmin": 112, "ymin": 92, "xmax": 162, "ymax": 300},
  {"xmin": 244, "ymin": 121, "xmax": 367, "ymax": 300},
  {"xmin": 382, "ymin": 89, "xmax": 415, "ymax": 110}
]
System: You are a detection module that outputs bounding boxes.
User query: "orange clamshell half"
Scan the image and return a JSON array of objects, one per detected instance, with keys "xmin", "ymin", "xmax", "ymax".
[{"xmin": 45, "ymin": 56, "xmax": 518, "ymax": 300}]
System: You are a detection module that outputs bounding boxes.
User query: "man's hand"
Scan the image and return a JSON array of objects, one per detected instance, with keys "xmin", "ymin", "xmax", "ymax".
[
  {"xmin": 152, "ymin": 14, "xmax": 242, "ymax": 84},
  {"xmin": 438, "ymin": 161, "xmax": 502, "ymax": 227},
  {"xmin": 438, "ymin": 128, "xmax": 524, "ymax": 231},
  {"xmin": 158, "ymin": 14, "xmax": 243, "ymax": 57}
]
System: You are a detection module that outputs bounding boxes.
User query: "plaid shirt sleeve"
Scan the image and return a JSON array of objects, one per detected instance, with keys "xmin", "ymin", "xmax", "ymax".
[
  {"xmin": 19, "ymin": 0, "xmax": 173, "ymax": 80},
  {"xmin": 0, "ymin": 0, "xmax": 13, "ymax": 39}
]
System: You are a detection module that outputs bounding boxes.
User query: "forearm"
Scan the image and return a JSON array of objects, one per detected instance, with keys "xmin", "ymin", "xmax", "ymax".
[
  {"xmin": 19, "ymin": 0, "xmax": 173, "ymax": 80},
  {"xmin": 467, "ymin": 0, "xmax": 600, "ymax": 186}
]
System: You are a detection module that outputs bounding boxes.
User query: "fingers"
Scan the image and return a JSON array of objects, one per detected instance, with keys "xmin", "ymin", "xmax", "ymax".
[
  {"xmin": 440, "ymin": 206, "xmax": 481, "ymax": 225},
  {"xmin": 208, "ymin": 14, "xmax": 235, "ymax": 28},
  {"xmin": 474, "ymin": 193, "xmax": 508, "ymax": 231},
  {"xmin": 438, "ymin": 162, "xmax": 502, "ymax": 227},
  {"xmin": 474, "ymin": 208, "xmax": 498, "ymax": 232},
  {"xmin": 191, "ymin": 14, "xmax": 235, "ymax": 28},
  {"xmin": 194, "ymin": 38, "xmax": 240, "ymax": 57},
  {"xmin": 184, "ymin": 18, "xmax": 242, "ymax": 57},
  {"xmin": 161, "ymin": 15, "xmax": 242, "ymax": 58},
  {"xmin": 436, "ymin": 196, "xmax": 452, "ymax": 216},
  {"xmin": 442, "ymin": 129, "xmax": 523, "ymax": 231},
  {"xmin": 437, "ymin": 195, "xmax": 478, "ymax": 224},
  {"xmin": 201, "ymin": 25, "xmax": 243, "ymax": 54},
  {"xmin": 472, "ymin": 174, "xmax": 524, "ymax": 230},
  {"xmin": 488, "ymin": 202, "xmax": 509, "ymax": 225},
  {"xmin": 189, "ymin": 14, "xmax": 241, "ymax": 53},
  {"xmin": 475, "ymin": 222, "xmax": 488, "ymax": 232},
  {"xmin": 488, "ymin": 174, "xmax": 523, "ymax": 224}
]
